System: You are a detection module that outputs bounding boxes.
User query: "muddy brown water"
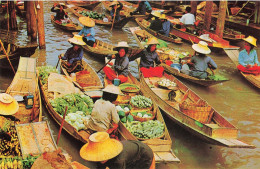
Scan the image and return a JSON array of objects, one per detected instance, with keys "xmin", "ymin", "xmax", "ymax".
[{"xmin": 0, "ymin": 2, "xmax": 259, "ymax": 169}]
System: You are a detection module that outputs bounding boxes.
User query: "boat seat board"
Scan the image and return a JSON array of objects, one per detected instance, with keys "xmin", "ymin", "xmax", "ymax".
[
  {"xmin": 224, "ymin": 48, "xmax": 240, "ymax": 66},
  {"xmin": 214, "ymin": 138, "xmax": 255, "ymax": 148},
  {"xmin": 17, "ymin": 57, "xmax": 36, "ymax": 73},
  {"xmin": 154, "ymin": 152, "xmax": 180, "ymax": 163}
]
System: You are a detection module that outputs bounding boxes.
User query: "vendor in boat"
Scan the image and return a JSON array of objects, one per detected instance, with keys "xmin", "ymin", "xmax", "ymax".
[
  {"xmin": 130, "ymin": 37, "xmax": 164, "ymax": 78},
  {"xmin": 103, "ymin": 41, "xmax": 130, "ymax": 83},
  {"xmin": 181, "ymin": 41, "xmax": 217, "ymax": 79},
  {"xmin": 78, "ymin": 17, "xmax": 96, "ymax": 47},
  {"xmin": 109, "ymin": 1, "xmax": 123, "ymax": 22},
  {"xmin": 59, "ymin": 34, "xmax": 85, "ymax": 73},
  {"xmin": 149, "ymin": 11, "xmax": 163, "ymax": 32},
  {"xmin": 237, "ymin": 36, "xmax": 260, "ymax": 75},
  {"xmin": 130, "ymin": 0, "xmax": 152, "ymax": 16},
  {"xmin": 51, "ymin": 3, "xmax": 69, "ymax": 23},
  {"xmin": 80, "ymin": 132, "xmax": 155, "ymax": 169},
  {"xmin": 83, "ymin": 85, "xmax": 120, "ymax": 138},
  {"xmin": 179, "ymin": 6, "xmax": 195, "ymax": 26},
  {"xmin": 158, "ymin": 14, "xmax": 173, "ymax": 37}
]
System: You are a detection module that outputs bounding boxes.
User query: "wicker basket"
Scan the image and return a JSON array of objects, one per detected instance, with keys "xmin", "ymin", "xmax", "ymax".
[
  {"xmin": 130, "ymin": 102, "xmax": 153, "ymax": 111},
  {"xmin": 130, "ymin": 110, "xmax": 155, "ymax": 122},
  {"xmin": 113, "ymin": 95, "xmax": 131, "ymax": 104},
  {"xmin": 137, "ymin": 132, "xmax": 164, "ymax": 141},
  {"xmin": 179, "ymin": 101, "xmax": 212, "ymax": 124}
]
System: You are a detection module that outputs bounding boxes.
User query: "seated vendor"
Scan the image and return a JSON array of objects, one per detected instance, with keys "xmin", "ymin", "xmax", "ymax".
[{"xmin": 51, "ymin": 3, "xmax": 69, "ymax": 23}]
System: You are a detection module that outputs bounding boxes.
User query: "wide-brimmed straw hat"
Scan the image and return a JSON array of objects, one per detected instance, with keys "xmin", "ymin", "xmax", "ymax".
[
  {"xmin": 80, "ymin": 132, "xmax": 123, "ymax": 162},
  {"xmin": 243, "ymin": 36, "xmax": 257, "ymax": 47},
  {"xmin": 192, "ymin": 41, "xmax": 211, "ymax": 54},
  {"xmin": 68, "ymin": 34, "xmax": 86, "ymax": 46},
  {"xmin": 115, "ymin": 41, "xmax": 129, "ymax": 49},
  {"xmin": 0, "ymin": 93, "xmax": 19, "ymax": 115},
  {"xmin": 146, "ymin": 37, "xmax": 159, "ymax": 45},
  {"xmin": 151, "ymin": 11, "xmax": 161, "ymax": 18},
  {"xmin": 79, "ymin": 17, "xmax": 95, "ymax": 27},
  {"xmin": 102, "ymin": 85, "xmax": 123, "ymax": 95},
  {"xmin": 159, "ymin": 14, "xmax": 167, "ymax": 20}
]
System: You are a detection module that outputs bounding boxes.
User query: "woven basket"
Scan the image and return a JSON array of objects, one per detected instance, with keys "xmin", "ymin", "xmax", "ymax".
[
  {"xmin": 113, "ymin": 95, "xmax": 131, "ymax": 104},
  {"xmin": 130, "ymin": 102, "xmax": 153, "ymax": 111},
  {"xmin": 179, "ymin": 101, "xmax": 212, "ymax": 124},
  {"xmin": 130, "ymin": 110, "xmax": 156, "ymax": 122},
  {"xmin": 157, "ymin": 51, "xmax": 169, "ymax": 61},
  {"xmin": 137, "ymin": 132, "xmax": 164, "ymax": 141}
]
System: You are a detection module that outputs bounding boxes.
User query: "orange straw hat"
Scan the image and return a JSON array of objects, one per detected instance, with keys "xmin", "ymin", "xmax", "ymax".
[
  {"xmin": 80, "ymin": 132, "xmax": 123, "ymax": 162},
  {"xmin": 192, "ymin": 41, "xmax": 211, "ymax": 54},
  {"xmin": 68, "ymin": 34, "xmax": 86, "ymax": 46},
  {"xmin": 243, "ymin": 36, "xmax": 257, "ymax": 47},
  {"xmin": 0, "ymin": 93, "xmax": 19, "ymax": 115},
  {"xmin": 146, "ymin": 37, "xmax": 159, "ymax": 45},
  {"xmin": 79, "ymin": 17, "xmax": 95, "ymax": 27}
]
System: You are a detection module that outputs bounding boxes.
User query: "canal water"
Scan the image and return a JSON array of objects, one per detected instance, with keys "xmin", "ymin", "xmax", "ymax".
[{"xmin": 0, "ymin": 2, "xmax": 259, "ymax": 169}]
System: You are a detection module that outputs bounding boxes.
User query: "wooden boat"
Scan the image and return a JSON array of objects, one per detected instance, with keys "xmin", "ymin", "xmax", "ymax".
[
  {"xmin": 69, "ymin": 6, "xmax": 132, "ymax": 29},
  {"xmin": 103, "ymin": 63, "xmax": 180, "ymax": 163},
  {"xmin": 5, "ymin": 57, "xmax": 42, "ymax": 123},
  {"xmin": 129, "ymin": 27, "xmax": 229, "ymax": 87},
  {"xmin": 51, "ymin": 15, "xmax": 82, "ymax": 31},
  {"xmin": 224, "ymin": 48, "xmax": 260, "ymax": 89},
  {"xmin": 38, "ymin": 69, "xmax": 90, "ymax": 143},
  {"xmin": 0, "ymin": 41, "xmax": 38, "ymax": 69},
  {"xmin": 59, "ymin": 58, "xmax": 103, "ymax": 91},
  {"xmin": 66, "ymin": 1, "xmax": 100, "ymax": 10},
  {"xmin": 139, "ymin": 71, "xmax": 255, "ymax": 148},
  {"xmin": 135, "ymin": 18, "xmax": 182, "ymax": 44}
]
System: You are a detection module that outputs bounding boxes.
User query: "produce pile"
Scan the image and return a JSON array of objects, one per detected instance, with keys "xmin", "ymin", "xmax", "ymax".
[
  {"xmin": 130, "ymin": 95, "xmax": 152, "ymax": 109},
  {"xmin": 126, "ymin": 120, "xmax": 164, "ymax": 139},
  {"xmin": 79, "ymin": 11, "xmax": 105, "ymax": 20},
  {"xmin": 157, "ymin": 47, "xmax": 190, "ymax": 61},
  {"xmin": 37, "ymin": 66, "xmax": 58, "ymax": 85},
  {"xmin": 157, "ymin": 79, "xmax": 177, "ymax": 88},
  {"xmin": 65, "ymin": 111, "xmax": 89, "ymax": 131},
  {"xmin": 207, "ymin": 74, "xmax": 228, "ymax": 81},
  {"xmin": 131, "ymin": 111, "xmax": 153, "ymax": 119},
  {"xmin": 0, "ymin": 155, "xmax": 39, "ymax": 169}
]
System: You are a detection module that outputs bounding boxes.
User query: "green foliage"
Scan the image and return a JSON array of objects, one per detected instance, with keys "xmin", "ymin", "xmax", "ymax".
[
  {"xmin": 127, "ymin": 115, "xmax": 134, "ymax": 122},
  {"xmin": 118, "ymin": 111, "xmax": 125, "ymax": 118},
  {"xmin": 207, "ymin": 74, "xmax": 228, "ymax": 81},
  {"xmin": 79, "ymin": 10, "xmax": 105, "ymax": 20},
  {"xmin": 37, "ymin": 66, "xmax": 58, "ymax": 85}
]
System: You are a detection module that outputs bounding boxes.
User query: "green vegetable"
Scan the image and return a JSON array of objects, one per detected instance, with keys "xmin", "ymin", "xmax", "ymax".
[
  {"xmin": 118, "ymin": 111, "xmax": 125, "ymax": 118},
  {"xmin": 37, "ymin": 66, "xmax": 58, "ymax": 85},
  {"xmin": 127, "ymin": 115, "xmax": 134, "ymax": 122},
  {"xmin": 121, "ymin": 116, "xmax": 127, "ymax": 123},
  {"xmin": 130, "ymin": 95, "xmax": 153, "ymax": 108},
  {"xmin": 207, "ymin": 74, "xmax": 228, "ymax": 81}
]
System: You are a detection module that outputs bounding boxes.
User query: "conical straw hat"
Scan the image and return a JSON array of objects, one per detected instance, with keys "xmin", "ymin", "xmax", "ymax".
[
  {"xmin": 151, "ymin": 11, "xmax": 161, "ymax": 18},
  {"xmin": 159, "ymin": 14, "xmax": 167, "ymax": 20},
  {"xmin": 110, "ymin": 0, "xmax": 119, "ymax": 7},
  {"xmin": 80, "ymin": 132, "xmax": 123, "ymax": 161},
  {"xmin": 103, "ymin": 85, "xmax": 123, "ymax": 95},
  {"xmin": 146, "ymin": 37, "xmax": 159, "ymax": 45},
  {"xmin": 68, "ymin": 34, "xmax": 86, "ymax": 46},
  {"xmin": 79, "ymin": 17, "xmax": 95, "ymax": 27},
  {"xmin": 0, "ymin": 93, "xmax": 19, "ymax": 115},
  {"xmin": 243, "ymin": 36, "xmax": 257, "ymax": 47},
  {"xmin": 115, "ymin": 41, "xmax": 129, "ymax": 48},
  {"xmin": 192, "ymin": 41, "xmax": 211, "ymax": 54}
]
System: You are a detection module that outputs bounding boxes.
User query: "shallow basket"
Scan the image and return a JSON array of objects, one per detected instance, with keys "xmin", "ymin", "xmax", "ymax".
[
  {"xmin": 113, "ymin": 94, "xmax": 131, "ymax": 104},
  {"xmin": 130, "ymin": 109, "xmax": 156, "ymax": 122},
  {"xmin": 130, "ymin": 102, "xmax": 153, "ymax": 112},
  {"xmin": 179, "ymin": 101, "xmax": 212, "ymax": 124},
  {"xmin": 137, "ymin": 132, "xmax": 164, "ymax": 141}
]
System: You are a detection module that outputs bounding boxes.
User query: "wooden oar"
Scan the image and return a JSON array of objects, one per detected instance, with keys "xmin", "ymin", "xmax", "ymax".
[
  {"xmin": 0, "ymin": 40, "xmax": 15, "ymax": 74},
  {"xmin": 56, "ymin": 106, "xmax": 68, "ymax": 145},
  {"xmin": 97, "ymin": 57, "xmax": 113, "ymax": 73},
  {"xmin": 56, "ymin": 55, "xmax": 62, "ymax": 68},
  {"xmin": 111, "ymin": 4, "xmax": 117, "ymax": 31}
]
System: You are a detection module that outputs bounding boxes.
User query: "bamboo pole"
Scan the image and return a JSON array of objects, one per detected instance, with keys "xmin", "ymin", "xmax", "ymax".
[
  {"xmin": 36, "ymin": 1, "xmax": 46, "ymax": 49},
  {"xmin": 28, "ymin": 1, "xmax": 37, "ymax": 41},
  {"xmin": 203, "ymin": 1, "xmax": 214, "ymax": 31},
  {"xmin": 0, "ymin": 40, "xmax": 16, "ymax": 74},
  {"xmin": 111, "ymin": 4, "xmax": 117, "ymax": 31},
  {"xmin": 216, "ymin": 0, "xmax": 227, "ymax": 38},
  {"xmin": 26, "ymin": 1, "xmax": 32, "ymax": 35},
  {"xmin": 8, "ymin": 1, "xmax": 17, "ymax": 30}
]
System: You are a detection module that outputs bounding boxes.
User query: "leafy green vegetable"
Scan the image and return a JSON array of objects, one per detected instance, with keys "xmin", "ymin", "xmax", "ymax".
[
  {"xmin": 127, "ymin": 115, "xmax": 134, "ymax": 122},
  {"xmin": 207, "ymin": 74, "xmax": 228, "ymax": 81},
  {"xmin": 37, "ymin": 66, "xmax": 58, "ymax": 85}
]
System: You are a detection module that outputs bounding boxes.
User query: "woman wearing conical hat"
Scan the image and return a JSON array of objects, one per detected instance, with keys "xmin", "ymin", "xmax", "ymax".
[
  {"xmin": 51, "ymin": 3, "xmax": 68, "ymax": 23},
  {"xmin": 181, "ymin": 41, "xmax": 217, "ymax": 79},
  {"xmin": 80, "ymin": 132, "xmax": 155, "ymax": 169},
  {"xmin": 59, "ymin": 35, "xmax": 86, "ymax": 73},
  {"xmin": 158, "ymin": 14, "xmax": 173, "ymax": 37},
  {"xmin": 78, "ymin": 17, "xmax": 96, "ymax": 47},
  {"xmin": 237, "ymin": 36, "xmax": 260, "ymax": 75},
  {"xmin": 109, "ymin": 1, "xmax": 123, "ymax": 22}
]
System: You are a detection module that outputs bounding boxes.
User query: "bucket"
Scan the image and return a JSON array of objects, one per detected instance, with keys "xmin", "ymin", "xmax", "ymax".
[{"xmin": 113, "ymin": 79, "xmax": 121, "ymax": 86}]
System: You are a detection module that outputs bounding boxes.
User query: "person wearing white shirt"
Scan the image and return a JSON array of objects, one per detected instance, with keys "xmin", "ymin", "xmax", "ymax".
[{"xmin": 179, "ymin": 6, "xmax": 195, "ymax": 25}]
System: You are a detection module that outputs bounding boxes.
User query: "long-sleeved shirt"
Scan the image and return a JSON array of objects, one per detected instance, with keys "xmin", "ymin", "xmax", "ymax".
[
  {"xmin": 51, "ymin": 6, "xmax": 68, "ymax": 21},
  {"xmin": 149, "ymin": 18, "xmax": 162, "ymax": 32},
  {"xmin": 130, "ymin": 49, "xmax": 161, "ymax": 68},
  {"xmin": 113, "ymin": 54, "xmax": 129, "ymax": 77},
  {"xmin": 78, "ymin": 26, "xmax": 95, "ymax": 42},
  {"xmin": 110, "ymin": 2, "xmax": 123, "ymax": 21},
  {"xmin": 238, "ymin": 49, "xmax": 259, "ymax": 67},
  {"xmin": 159, "ymin": 20, "xmax": 173, "ymax": 37},
  {"xmin": 179, "ymin": 13, "xmax": 195, "ymax": 25},
  {"xmin": 144, "ymin": 1, "xmax": 152, "ymax": 11},
  {"xmin": 133, "ymin": 2, "xmax": 146, "ymax": 15},
  {"xmin": 85, "ymin": 99, "xmax": 119, "ymax": 132},
  {"xmin": 98, "ymin": 140, "xmax": 154, "ymax": 169},
  {"xmin": 62, "ymin": 47, "xmax": 83, "ymax": 64},
  {"xmin": 191, "ymin": 54, "xmax": 217, "ymax": 72}
]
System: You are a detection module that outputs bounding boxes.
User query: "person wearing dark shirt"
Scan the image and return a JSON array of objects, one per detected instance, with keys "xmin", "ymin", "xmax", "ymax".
[
  {"xmin": 130, "ymin": 1, "xmax": 146, "ymax": 15},
  {"xmin": 103, "ymin": 41, "xmax": 130, "ymax": 83},
  {"xmin": 51, "ymin": 3, "xmax": 68, "ymax": 22},
  {"xmin": 80, "ymin": 132, "xmax": 155, "ymax": 169},
  {"xmin": 110, "ymin": 1, "xmax": 123, "ymax": 22},
  {"xmin": 158, "ymin": 14, "xmax": 173, "ymax": 37},
  {"xmin": 149, "ymin": 11, "xmax": 162, "ymax": 32}
]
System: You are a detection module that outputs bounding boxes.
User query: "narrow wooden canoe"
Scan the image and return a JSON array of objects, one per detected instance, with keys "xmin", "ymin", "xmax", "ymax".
[
  {"xmin": 51, "ymin": 15, "xmax": 82, "ymax": 31},
  {"xmin": 0, "ymin": 42, "xmax": 38, "ymax": 69},
  {"xmin": 224, "ymin": 48, "xmax": 260, "ymax": 89},
  {"xmin": 59, "ymin": 58, "xmax": 104, "ymax": 91},
  {"xmin": 6, "ymin": 57, "xmax": 42, "ymax": 123},
  {"xmin": 66, "ymin": 1, "xmax": 100, "ymax": 10},
  {"xmin": 129, "ymin": 26, "xmax": 229, "ymax": 87},
  {"xmin": 69, "ymin": 6, "xmax": 132, "ymax": 29},
  {"xmin": 139, "ymin": 71, "xmax": 255, "ymax": 148},
  {"xmin": 103, "ymin": 65, "xmax": 180, "ymax": 163},
  {"xmin": 135, "ymin": 18, "xmax": 183, "ymax": 44},
  {"xmin": 38, "ymin": 71, "xmax": 90, "ymax": 143}
]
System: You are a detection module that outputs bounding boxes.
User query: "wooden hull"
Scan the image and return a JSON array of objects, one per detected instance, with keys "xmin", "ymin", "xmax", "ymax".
[
  {"xmin": 139, "ymin": 72, "xmax": 254, "ymax": 148},
  {"xmin": 6, "ymin": 57, "xmax": 42, "ymax": 123},
  {"xmin": 51, "ymin": 15, "xmax": 82, "ymax": 31},
  {"xmin": 66, "ymin": 1, "xmax": 100, "ymax": 10},
  {"xmin": 59, "ymin": 58, "xmax": 103, "ymax": 91},
  {"xmin": 69, "ymin": 6, "xmax": 131, "ymax": 29},
  {"xmin": 135, "ymin": 18, "xmax": 183, "ymax": 44},
  {"xmin": 38, "ymin": 72, "xmax": 89, "ymax": 143}
]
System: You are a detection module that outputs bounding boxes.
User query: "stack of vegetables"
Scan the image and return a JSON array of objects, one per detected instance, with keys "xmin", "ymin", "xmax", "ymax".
[
  {"xmin": 130, "ymin": 95, "xmax": 153, "ymax": 110},
  {"xmin": 116, "ymin": 105, "xmax": 133, "ymax": 123},
  {"xmin": 0, "ymin": 155, "xmax": 39, "ymax": 169},
  {"xmin": 37, "ymin": 66, "xmax": 58, "ymax": 85},
  {"xmin": 157, "ymin": 79, "xmax": 177, "ymax": 88},
  {"xmin": 78, "ymin": 11, "xmax": 105, "ymax": 20},
  {"xmin": 207, "ymin": 74, "xmax": 228, "ymax": 81},
  {"xmin": 50, "ymin": 93, "xmax": 94, "ymax": 131}
]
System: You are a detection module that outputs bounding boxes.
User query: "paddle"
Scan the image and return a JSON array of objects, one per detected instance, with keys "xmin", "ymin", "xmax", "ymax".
[
  {"xmin": 56, "ymin": 106, "xmax": 68, "ymax": 145},
  {"xmin": 97, "ymin": 57, "xmax": 113, "ymax": 74},
  {"xmin": 111, "ymin": 3, "xmax": 117, "ymax": 31},
  {"xmin": 56, "ymin": 54, "xmax": 62, "ymax": 68},
  {"xmin": 0, "ymin": 40, "xmax": 15, "ymax": 74}
]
